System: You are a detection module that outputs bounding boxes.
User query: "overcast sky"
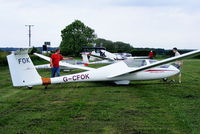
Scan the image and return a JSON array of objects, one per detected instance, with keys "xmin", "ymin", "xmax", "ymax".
[{"xmin": 0, "ymin": 0, "xmax": 200, "ymax": 49}]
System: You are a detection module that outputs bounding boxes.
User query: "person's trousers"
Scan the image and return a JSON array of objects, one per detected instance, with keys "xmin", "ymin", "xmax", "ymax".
[{"xmin": 51, "ymin": 67, "xmax": 60, "ymax": 77}]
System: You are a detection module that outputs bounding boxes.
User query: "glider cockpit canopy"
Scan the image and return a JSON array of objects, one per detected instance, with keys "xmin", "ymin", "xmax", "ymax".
[{"xmin": 124, "ymin": 59, "xmax": 170, "ymax": 68}]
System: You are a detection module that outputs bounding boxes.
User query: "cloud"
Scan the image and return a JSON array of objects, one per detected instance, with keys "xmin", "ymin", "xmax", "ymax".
[
  {"xmin": 112, "ymin": 0, "xmax": 200, "ymax": 9},
  {"xmin": 0, "ymin": 0, "xmax": 200, "ymax": 49}
]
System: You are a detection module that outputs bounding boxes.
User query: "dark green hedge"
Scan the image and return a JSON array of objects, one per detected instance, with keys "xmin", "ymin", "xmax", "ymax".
[{"xmin": 0, "ymin": 52, "xmax": 9, "ymax": 66}]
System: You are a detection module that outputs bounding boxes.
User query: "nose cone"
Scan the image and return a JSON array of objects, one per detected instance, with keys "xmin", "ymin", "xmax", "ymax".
[{"xmin": 171, "ymin": 65, "xmax": 180, "ymax": 75}]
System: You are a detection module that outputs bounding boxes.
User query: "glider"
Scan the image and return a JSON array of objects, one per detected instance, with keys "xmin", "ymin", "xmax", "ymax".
[{"xmin": 7, "ymin": 48, "xmax": 200, "ymax": 88}]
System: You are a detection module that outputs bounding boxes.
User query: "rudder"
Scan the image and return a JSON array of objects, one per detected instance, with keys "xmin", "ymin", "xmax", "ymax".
[
  {"xmin": 81, "ymin": 52, "xmax": 89, "ymax": 64},
  {"xmin": 7, "ymin": 48, "xmax": 42, "ymax": 87}
]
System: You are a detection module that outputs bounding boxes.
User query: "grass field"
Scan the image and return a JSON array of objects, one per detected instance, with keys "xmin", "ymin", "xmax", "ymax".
[{"xmin": 0, "ymin": 59, "xmax": 200, "ymax": 134}]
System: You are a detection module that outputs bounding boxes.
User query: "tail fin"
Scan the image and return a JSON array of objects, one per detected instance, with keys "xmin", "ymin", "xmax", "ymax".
[
  {"xmin": 81, "ymin": 52, "xmax": 89, "ymax": 64},
  {"xmin": 7, "ymin": 48, "xmax": 42, "ymax": 87}
]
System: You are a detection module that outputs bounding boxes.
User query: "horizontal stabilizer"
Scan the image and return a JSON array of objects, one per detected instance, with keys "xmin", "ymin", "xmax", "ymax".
[{"xmin": 13, "ymin": 48, "xmax": 29, "ymax": 55}]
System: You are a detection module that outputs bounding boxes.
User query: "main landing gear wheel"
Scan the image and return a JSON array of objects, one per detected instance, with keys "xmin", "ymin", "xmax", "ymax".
[
  {"xmin": 162, "ymin": 78, "xmax": 168, "ymax": 82},
  {"xmin": 27, "ymin": 86, "xmax": 32, "ymax": 89}
]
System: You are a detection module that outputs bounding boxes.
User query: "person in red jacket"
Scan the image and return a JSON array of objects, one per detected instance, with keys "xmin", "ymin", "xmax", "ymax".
[
  {"xmin": 148, "ymin": 50, "xmax": 154, "ymax": 59},
  {"xmin": 50, "ymin": 49, "xmax": 72, "ymax": 77}
]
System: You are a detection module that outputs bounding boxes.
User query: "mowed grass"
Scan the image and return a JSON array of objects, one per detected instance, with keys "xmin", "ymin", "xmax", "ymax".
[{"xmin": 0, "ymin": 59, "xmax": 200, "ymax": 134}]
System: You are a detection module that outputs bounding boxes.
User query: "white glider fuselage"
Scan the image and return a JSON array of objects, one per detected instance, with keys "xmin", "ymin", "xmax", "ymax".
[{"xmin": 49, "ymin": 61, "xmax": 179, "ymax": 85}]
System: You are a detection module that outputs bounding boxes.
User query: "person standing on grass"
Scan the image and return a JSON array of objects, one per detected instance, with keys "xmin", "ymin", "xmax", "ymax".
[
  {"xmin": 50, "ymin": 49, "xmax": 72, "ymax": 77},
  {"xmin": 148, "ymin": 50, "xmax": 154, "ymax": 59},
  {"xmin": 172, "ymin": 47, "xmax": 183, "ymax": 83}
]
